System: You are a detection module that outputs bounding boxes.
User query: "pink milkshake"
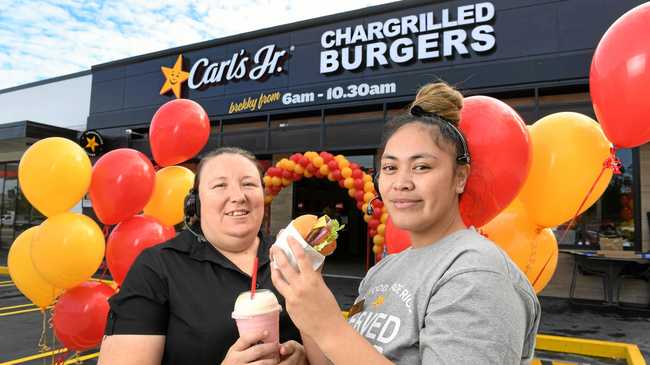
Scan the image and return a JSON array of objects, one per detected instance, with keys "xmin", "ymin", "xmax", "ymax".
[{"xmin": 232, "ymin": 289, "xmax": 282, "ymax": 358}]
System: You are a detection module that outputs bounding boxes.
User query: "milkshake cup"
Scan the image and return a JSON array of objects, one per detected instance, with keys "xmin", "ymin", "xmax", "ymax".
[{"xmin": 231, "ymin": 289, "xmax": 282, "ymax": 359}]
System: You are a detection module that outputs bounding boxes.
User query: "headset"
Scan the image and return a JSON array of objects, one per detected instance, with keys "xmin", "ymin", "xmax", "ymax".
[{"xmin": 183, "ymin": 182, "xmax": 204, "ymax": 239}]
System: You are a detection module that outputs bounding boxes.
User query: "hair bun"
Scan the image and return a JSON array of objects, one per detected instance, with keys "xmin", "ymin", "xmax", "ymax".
[{"xmin": 411, "ymin": 82, "xmax": 463, "ymax": 126}]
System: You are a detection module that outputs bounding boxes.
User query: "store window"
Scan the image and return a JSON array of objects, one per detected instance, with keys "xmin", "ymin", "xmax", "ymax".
[
  {"xmin": 0, "ymin": 162, "xmax": 49, "ymax": 266},
  {"xmin": 555, "ymin": 148, "xmax": 636, "ymax": 251},
  {"xmin": 0, "ymin": 163, "xmax": 18, "ymax": 266}
]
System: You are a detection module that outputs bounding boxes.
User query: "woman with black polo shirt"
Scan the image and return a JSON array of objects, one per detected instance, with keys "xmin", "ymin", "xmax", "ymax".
[{"xmin": 98, "ymin": 147, "xmax": 305, "ymax": 365}]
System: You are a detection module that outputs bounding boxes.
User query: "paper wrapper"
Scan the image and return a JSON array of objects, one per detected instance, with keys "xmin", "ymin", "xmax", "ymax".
[{"xmin": 272, "ymin": 222, "xmax": 325, "ymax": 271}]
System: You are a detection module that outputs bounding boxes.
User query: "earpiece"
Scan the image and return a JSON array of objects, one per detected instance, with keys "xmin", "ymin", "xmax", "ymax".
[
  {"xmin": 366, "ymin": 172, "xmax": 382, "ymax": 216},
  {"xmin": 183, "ymin": 188, "xmax": 200, "ymax": 222},
  {"xmin": 183, "ymin": 187, "xmax": 203, "ymax": 238}
]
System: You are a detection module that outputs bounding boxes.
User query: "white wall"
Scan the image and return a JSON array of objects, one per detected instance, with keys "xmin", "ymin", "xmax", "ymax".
[{"xmin": 0, "ymin": 74, "xmax": 92, "ymax": 131}]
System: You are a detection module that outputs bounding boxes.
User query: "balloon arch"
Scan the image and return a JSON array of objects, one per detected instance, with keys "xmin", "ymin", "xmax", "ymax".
[{"xmin": 262, "ymin": 151, "xmax": 387, "ymax": 256}]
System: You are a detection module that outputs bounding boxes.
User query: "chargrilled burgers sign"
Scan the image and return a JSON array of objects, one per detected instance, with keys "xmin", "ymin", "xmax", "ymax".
[
  {"xmin": 320, "ymin": 2, "xmax": 496, "ymax": 74},
  {"xmin": 160, "ymin": 1, "xmax": 496, "ymax": 104}
]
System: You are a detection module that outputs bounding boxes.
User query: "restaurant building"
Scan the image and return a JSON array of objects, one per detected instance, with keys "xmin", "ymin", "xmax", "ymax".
[{"xmin": 1, "ymin": 0, "xmax": 648, "ymax": 302}]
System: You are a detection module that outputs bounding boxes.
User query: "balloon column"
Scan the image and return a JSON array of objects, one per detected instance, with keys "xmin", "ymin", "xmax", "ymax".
[
  {"xmin": 10, "ymin": 98, "xmax": 209, "ymax": 353},
  {"xmin": 263, "ymin": 152, "xmax": 388, "ymax": 255}
]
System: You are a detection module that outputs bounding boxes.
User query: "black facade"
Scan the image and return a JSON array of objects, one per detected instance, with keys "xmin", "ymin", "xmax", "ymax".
[
  {"xmin": 88, "ymin": 0, "xmax": 643, "ymax": 147},
  {"xmin": 85, "ymin": 0, "xmax": 645, "ymax": 252}
]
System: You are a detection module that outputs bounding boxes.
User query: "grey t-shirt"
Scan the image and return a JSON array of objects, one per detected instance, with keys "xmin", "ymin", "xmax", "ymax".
[{"xmin": 348, "ymin": 228, "xmax": 540, "ymax": 364}]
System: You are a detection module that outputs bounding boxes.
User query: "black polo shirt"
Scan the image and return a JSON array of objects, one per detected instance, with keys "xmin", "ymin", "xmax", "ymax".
[{"xmin": 105, "ymin": 230, "xmax": 300, "ymax": 364}]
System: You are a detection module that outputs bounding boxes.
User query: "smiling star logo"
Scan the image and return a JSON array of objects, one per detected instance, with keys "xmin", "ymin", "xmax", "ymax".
[
  {"xmin": 85, "ymin": 136, "xmax": 99, "ymax": 153},
  {"xmin": 160, "ymin": 54, "xmax": 189, "ymax": 99}
]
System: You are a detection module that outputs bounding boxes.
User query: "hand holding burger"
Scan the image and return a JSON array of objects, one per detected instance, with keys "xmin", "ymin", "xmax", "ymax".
[{"xmin": 272, "ymin": 214, "xmax": 344, "ymax": 271}]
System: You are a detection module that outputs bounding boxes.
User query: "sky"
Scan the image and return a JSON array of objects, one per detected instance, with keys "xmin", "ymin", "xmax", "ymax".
[{"xmin": 0, "ymin": 0, "xmax": 394, "ymax": 90}]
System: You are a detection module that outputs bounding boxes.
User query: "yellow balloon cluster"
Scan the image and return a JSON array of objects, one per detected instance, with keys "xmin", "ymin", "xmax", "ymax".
[
  {"xmin": 10, "ymin": 138, "xmax": 106, "ymax": 308},
  {"xmin": 263, "ymin": 151, "xmax": 387, "ymax": 254},
  {"xmin": 481, "ymin": 112, "xmax": 615, "ymax": 294}
]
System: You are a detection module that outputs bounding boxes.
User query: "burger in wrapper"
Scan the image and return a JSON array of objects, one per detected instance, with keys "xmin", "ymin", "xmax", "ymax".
[{"xmin": 273, "ymin": 214, "xmax": 344, "ymax": 271}]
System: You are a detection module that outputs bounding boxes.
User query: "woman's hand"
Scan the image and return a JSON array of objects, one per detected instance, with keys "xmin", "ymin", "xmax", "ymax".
[
  {"xmin": 222, "ymin": 330, "xmax": 280, "ymax": 365},
  {"xmin": 278, "ymin": 341, "xmax": 306, "ymax": 365},
  {"xmin": 270, "ymin": 237, "xmax": 347, "ymax": 340}
]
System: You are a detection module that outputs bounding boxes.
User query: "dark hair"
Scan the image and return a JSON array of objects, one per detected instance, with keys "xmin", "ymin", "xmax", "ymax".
[
  {"xmin": 194, "ymin": 147, "xmax": 264, "ymax": 189},
  {"xmin": 381, "ymin": 82, "xmax": 470, "ymax": 165}
]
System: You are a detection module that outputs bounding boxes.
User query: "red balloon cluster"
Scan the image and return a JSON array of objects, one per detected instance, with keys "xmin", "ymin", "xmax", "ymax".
[
  {"xmin": 263, "ymin": 151, "xmax": 388, "ymax": 254},
  {"xmin": 49, "ymin": 98, "xmax": 211, "ymax": 350}
]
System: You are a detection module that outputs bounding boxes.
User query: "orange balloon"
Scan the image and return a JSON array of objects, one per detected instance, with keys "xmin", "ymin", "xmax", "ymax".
[
  {"xmin": 481, "ymin": 199, "xmax": 558, "ymax": 293},
  {"xmin": 519, "ymin": 112, "xmax": 613, "ymax": 228},
  {"xmin": 531, "ymin": 229, "xmax": 559, "ymax": 294}
]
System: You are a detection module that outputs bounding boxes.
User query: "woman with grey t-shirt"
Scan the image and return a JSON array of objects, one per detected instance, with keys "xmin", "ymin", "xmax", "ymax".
[{"xmin": 271, "ymin": 82, "xmax": 540, "ymax": 365}]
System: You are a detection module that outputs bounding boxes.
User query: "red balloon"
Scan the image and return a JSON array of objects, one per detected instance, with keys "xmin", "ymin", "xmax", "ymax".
[
  {"xmin": 106, "ymin": 215, "xmax": 176, "ymax": 285},
  {"xmin": 355, "ymin": 191, "xmax": 364, "ymax": 202},
  {"xmin": 267, "ymin": 167, "xmax": 279, "ymax": 177},
  {"xmin": 368, "ymin": 229, "xmax": 377, "ymax": 237},
  {"xmin": 354, "ymin": 179, "xmax": 364, "ymax": 190},
  {"xmin": 368, "ymin": 219, "xmax": 380, "ymax": 229},
  {"xmin": 352, "ymin": 169, "xmax": 363, "ymax": 179},
  {"xmin": 306, "ymin": 164, "xmax": 316, "ymax": 173},
  {"xmin": 349, "ymin": 163, "xmax": 360, "ymax": 170},
  {"xmin": 89, "ymin": 149, "xmax": 156, "ymax": 225},
  {"xmin": 149, "ymin": 99, "xmax": 210, "ymax": 166},
  {"xmin": 299, "ymin": 157, "xmax": 310, "ymax": 167},
  {"xmin": 314, "ymin": 171, "xmax": 324, "ymax": 178},
  {"xmin": 356, "ymin": 201, "xmax": 363, "ymax": 210},
  {"xmin": 372, "ymin": 199, "xmax": 384, "ymax": 209},
  {"xmin": 290, "ymin": 153, "xmax": 302, "ymax": 163},
  {"xmin": 339, "ymin": 180, "xmax": 346, "ymax": 188},
  {"xmin": 282, "ymin": 170, "xmax": 293, "ymax": 179},
  {"xmin": 331, "ymin": 170, "xmax": 342, "ymax": 181},
  {"xmin": 320, "ymin": 151, "xmax": 333, "ymax": 162},
  {"xmin": 372, "ymin": 208, "xmax": 383, "ymax": 218},
  {"xmin": 590, "ymin": 3, "xmax": 650, "ymax": 148},
  {"xmin": 270, "ymin": 186, "xmax": 281, "ymax": 194},
  {"xmin": 53, "ymin": 281, "xmax": 116, "ymax": 351},
  {"xmin": 385, "ymin": 217, "xmax": 412, "ymax": 254},
  {"xmin": 459, "ymin": 96, "xmax": 531, "ymax": 227},
  {"xmin": 327, "ymin": 160, "xmax": 338, "ymax": 171},
  {"xmin": 292, "ymin": 172, "xmax": 302, "ymax": 181}
]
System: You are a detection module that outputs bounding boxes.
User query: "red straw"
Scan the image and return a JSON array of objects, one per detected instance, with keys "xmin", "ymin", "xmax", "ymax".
[{"xmin": 250, "ymin": 257, "xmax": 259, "ymax": 299}]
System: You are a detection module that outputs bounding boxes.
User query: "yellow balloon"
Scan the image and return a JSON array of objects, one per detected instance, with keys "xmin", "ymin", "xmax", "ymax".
[
  {"xmin": 481, "ymin": 199, "xmax": 559, "ymax": 293},
  {"xmin": 144, "ymin": 166, "xmax": 195, "ymax": 226},
  {"xmin": 31, "ymin": 213, "xmax": 105, "ymax": 289},
  {"xmin": 519, "ymin": 112, "xmax": 613, "ymax": 228},
  {"xmin": 9, "ymin": 227, "xmax": 63, "ymax": 309},
  {"xmin": 18, "ymin": 137, "xmax": 91, "ymax": 217}
]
